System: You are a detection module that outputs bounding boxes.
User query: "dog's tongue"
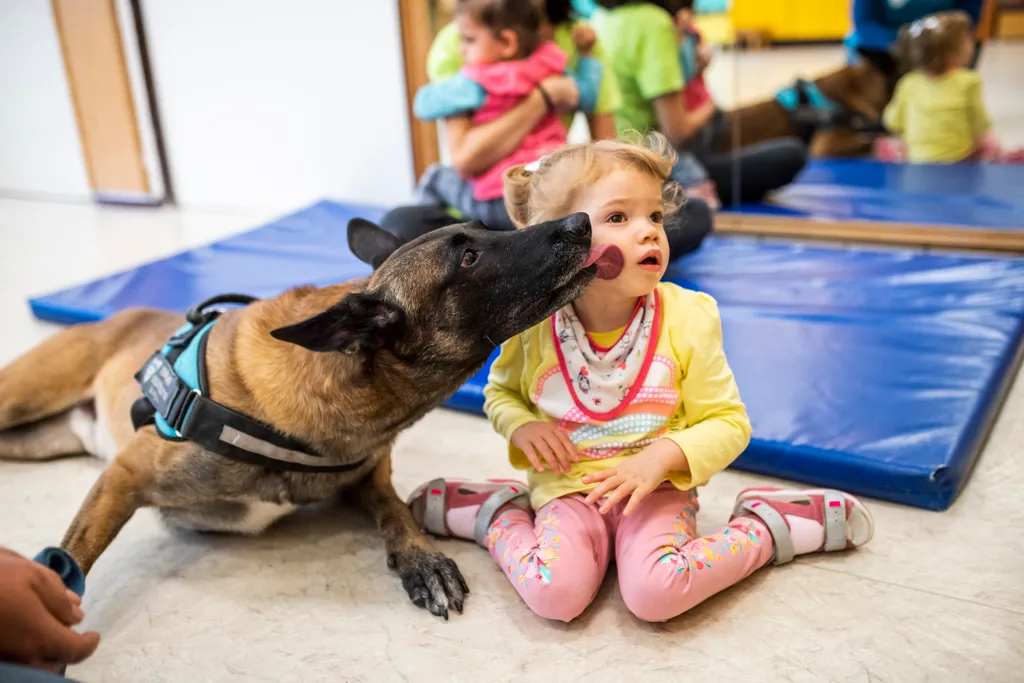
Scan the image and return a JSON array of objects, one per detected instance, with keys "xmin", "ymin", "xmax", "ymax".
[{"xmin": 583, "ymin": 244, "xmax": 624, "ymax": 280}]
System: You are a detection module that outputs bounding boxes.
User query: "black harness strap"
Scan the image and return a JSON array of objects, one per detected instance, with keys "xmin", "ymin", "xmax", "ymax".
[{"xmin": 131, "ymin": 294, "xmax": 367, "ymax": 474}]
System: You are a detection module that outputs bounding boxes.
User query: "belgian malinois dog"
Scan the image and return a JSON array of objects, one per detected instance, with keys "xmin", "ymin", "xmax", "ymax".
[
  {"xmin": 716, "ymin": 48, "xmax": 903, "ymax": 158},
  {"xmin": 0, "ymin": 213, "xmax": 601, "ymax": 618}
]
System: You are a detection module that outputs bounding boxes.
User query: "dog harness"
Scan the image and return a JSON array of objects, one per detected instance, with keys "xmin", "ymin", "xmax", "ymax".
[
  {"xmin": 775, "ymin": 78, "xmax": 887, "ymax": 141},
  {"xmin": 131, "ymin": 294, "xmax": 366, "ymax": 473}
]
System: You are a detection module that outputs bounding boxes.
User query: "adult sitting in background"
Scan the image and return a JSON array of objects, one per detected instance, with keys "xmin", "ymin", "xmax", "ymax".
[
  {"xmin": 380, "ymin": 0, "xmax": 714, "ymax": 261},
  {"xmin": 846, "ymin": 0, "xmax": 983, "ymax": 64},
  {"xmin": 413, "ymin": 0, "xmax": 606, "ymax": 231},
  {"xmin": 591, "ymin": 0, "xmax": 808, "ymax": 205}
]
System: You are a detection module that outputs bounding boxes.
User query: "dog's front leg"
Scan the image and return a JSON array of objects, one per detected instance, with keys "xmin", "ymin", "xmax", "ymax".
[
  {"xmin": 353, "ymin": 452, "xmax": 468, "ymax": 619},
  {"xmin": 61, "ymin": 434, "xmax": 154, "ymax": 575}
]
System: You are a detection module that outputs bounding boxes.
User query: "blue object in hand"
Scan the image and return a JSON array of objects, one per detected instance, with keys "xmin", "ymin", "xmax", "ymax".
[{"xmin": 33, "ymin": 547, "xmax": 85, "ymax": 597}]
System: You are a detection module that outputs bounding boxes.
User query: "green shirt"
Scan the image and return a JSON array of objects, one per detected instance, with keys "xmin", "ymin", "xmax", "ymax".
[
  {"xmin": 591, "ymin": 4, "xmax": 683, "ymax": 137},
  {"xmin": 426, "ymin": 20, "xmax": 622, "ymax": 123},
  {"xmin": 883, "ymin": 69, "xmax": 992, "ymax": 163}
]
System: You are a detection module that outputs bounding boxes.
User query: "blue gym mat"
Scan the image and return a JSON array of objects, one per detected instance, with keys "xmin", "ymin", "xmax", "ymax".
[
  {"xmin": 724, "ymin": 160, "xmax": 1024, "ymax": 229},
  {"xmin": 29, "ymin": 201, "xmax": 1024, "ymax": 510}
]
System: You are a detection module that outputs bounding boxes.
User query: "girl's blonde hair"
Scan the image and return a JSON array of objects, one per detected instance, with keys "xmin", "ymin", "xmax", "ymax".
[
  {"xmin": 897, "ymin": 10, "xmax": 971, "ymax": 75},
  {"xmin": 503, "ymin": 133, "xmax": 683, "ymax": 229}
]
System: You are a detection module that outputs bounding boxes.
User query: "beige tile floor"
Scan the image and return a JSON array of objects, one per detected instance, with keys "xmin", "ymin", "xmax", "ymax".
[
  {"xmin": 2, "ymin": 42, "xmax": 1024, "ymax": 680},
  {"xmin": 1, "ymin": 195, "xmax": 1023, "ymax": 683}
]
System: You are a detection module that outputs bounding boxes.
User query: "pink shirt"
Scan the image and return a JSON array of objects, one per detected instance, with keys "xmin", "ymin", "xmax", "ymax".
[{"xmin": 461, "ymin": 42, "xmax": 569, "ymax": 200}]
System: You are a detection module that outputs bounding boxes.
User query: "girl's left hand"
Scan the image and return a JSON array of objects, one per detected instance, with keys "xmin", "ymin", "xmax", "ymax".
[
  {"xmin": 582, "ymin": 440, "xmax": 685, "ymax": 515},
  {"xmin": 572, "ymin": 25, "xmax": 596, "ymax": 57}
]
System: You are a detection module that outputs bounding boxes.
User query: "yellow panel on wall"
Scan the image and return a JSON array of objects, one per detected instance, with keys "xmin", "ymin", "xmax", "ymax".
[{"xmin": 732, "ymin": 0, "xmax": 850, "ymax": 41}]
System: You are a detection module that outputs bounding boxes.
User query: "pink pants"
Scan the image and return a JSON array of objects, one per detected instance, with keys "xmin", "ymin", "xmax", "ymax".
[{"xmin": 485, "ymin": 485, "xmax": 774, "ymax": 622}]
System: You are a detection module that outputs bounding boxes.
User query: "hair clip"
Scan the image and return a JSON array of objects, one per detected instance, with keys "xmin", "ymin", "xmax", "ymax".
[
  {"xmin": 910, "ymin": 15, "xmax": 941, "ymax": 36},
  {"xmin": 525, "ymin": 154, "xmax": 550, "ymax": 173}
]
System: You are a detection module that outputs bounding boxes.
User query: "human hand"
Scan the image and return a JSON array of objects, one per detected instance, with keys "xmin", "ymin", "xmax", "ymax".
[
  {"xmin": 511, "ymin": 421, "xmax": 578, "ymax": 474},
  {"xmin": 0, "ymin": 548, "xmax": 100, "ymax": 670},
  {"xmin": 539, "ymin": 75, "xmax": 579, "ymax": 113},
  {"xmin": 977, "ymin": 132, "xmax": 1002, "ymax": 161},
  {"xmin": 572, "ymin": 25, "xmax": 596, "ymax": 57},
  {"xmin": 697, "ymin": 44, "xmax": 712, "ymax": 73},
  {"xmin": 582, "ymin": 440, "xmax": 686, "ymax": 515}
]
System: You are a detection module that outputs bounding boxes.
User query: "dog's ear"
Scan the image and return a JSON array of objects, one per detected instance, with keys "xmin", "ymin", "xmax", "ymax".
[
  {"xmin": 856, "ymin": 46, "xmax": 900, "ymax": 83},
  {"xmin": 348, "ymin": 218, "xmax": 403, "ymax": 270},
  {"xmin": 270, "ymin": 292, "xmax": 406, "ymax": 354}
]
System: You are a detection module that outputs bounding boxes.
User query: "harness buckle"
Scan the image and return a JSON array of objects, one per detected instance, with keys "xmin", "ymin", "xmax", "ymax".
[{"xmin": 164, "ymin": 387, "xmax": 200, "ymax": 434}]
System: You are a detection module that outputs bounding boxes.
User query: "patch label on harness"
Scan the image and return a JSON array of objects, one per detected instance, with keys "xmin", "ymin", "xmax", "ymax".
[{"xmin": 139, "ymin": 354, "xmax": 181, "ymax": 417}]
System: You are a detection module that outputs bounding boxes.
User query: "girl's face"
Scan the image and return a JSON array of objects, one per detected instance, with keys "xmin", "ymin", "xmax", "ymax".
[
  {"xmin": 457, "ymin": 13, "xmax": 519, "ymax": 65},
  {"xmin": 573, "ymin": 167, "xmax": 669, "ymax": 300}
]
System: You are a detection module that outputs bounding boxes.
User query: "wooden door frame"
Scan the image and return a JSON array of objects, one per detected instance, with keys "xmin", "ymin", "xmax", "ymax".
[{"xmin": 398, "ymin": 0, "xmax": 440, "ymax": 181}]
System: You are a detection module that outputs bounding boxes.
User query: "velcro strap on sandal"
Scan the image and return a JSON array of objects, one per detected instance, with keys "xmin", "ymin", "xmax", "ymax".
[
  {"xmin": 737, "ymin": 500, "xmax": 794, "ymax": 565},
  {"xmin": 823, "ymin": 490, "xmax": 848, "ymax": 552},
  {"xmin": 473, "ymin": 485, "xmax": 530, "ymax": 546},
  {"xmin": 423, "ymin": 478, "xmax": 448, "ymax": 537}
]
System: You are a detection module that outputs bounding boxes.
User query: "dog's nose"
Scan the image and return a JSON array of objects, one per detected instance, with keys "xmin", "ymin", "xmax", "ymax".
[{"xmin": 555, "ymin": 212, "xmax": 591, "ymax": 243}]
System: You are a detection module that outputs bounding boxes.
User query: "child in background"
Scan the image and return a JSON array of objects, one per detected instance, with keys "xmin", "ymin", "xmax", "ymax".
[
  {"xmin": 406, "ymin": 136, "xmax": 874, "ymax": 623},
  {"xmin": 879, "ymin": 11, "xmax": 1023, "ymax": 163},
  {"xmin": 413, "ymin": 0, "xmax": 603, "ymax": 230}
]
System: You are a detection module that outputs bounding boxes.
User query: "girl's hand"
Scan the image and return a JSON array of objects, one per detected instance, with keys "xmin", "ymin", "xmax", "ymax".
[
  {"xmin": 582, "ymin": 440, "xmax": 688, "ymax": 515},
  {"xmin": 539, "ymin": 75, "xmax": 579, "ymax": 113},
  {"xmin": 977, "ymin": 132, "xmax": 1002, "ymax": 161},
  {"xmin": 511, "ymin": 421, "xmax": 578, "ymax": 474},
  {"xmin": 572, "ymin": 25, "xmax": 596, "ymax": 57},
  {"xmin": 697, "ymin": 44, "xmax": 712, "ymax": 73}
]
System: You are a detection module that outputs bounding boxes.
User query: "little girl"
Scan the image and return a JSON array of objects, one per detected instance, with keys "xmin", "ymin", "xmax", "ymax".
[
  {"xmin": 413, "ymin": 0, "xmax": 602, "ymax": 231},
  {"xmin": 879, "ymin": 11, "xmax": 1023, "ymax": 164},
  {"xmin": 407, "ymin": 136, "xmax": 874, "ymax": 623}
]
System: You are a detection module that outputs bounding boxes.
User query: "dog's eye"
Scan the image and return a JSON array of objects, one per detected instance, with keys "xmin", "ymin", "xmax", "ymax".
[{"xmin": 460, "ymin": 250, "xmax": 479, "ymax": 268}]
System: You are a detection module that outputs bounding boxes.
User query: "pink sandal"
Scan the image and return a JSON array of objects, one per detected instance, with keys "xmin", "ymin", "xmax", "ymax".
[
  {"xmin": 407, "ymin": 478, "xmax": 530, "ymax": 546},
  {"xmin": 731, "ymin": 487, "xmax": 874, "ymax": 565}
]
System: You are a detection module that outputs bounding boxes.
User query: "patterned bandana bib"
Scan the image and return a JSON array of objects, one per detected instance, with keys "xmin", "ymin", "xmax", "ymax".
[{"xmin": 552, "ymin": 292, "xmax": 658, "ymax": 416}]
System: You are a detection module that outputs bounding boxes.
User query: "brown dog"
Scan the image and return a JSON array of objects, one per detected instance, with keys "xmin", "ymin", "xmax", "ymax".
[
  {"xmin": 717, "ymin": 48, "xmax": 902, "ymax": 158},
  {"xmin": 0, "ymin": 213, "xmax": 599, "ymax": 618}
]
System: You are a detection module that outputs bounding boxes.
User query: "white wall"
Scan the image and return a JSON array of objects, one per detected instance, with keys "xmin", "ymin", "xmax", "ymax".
[
  {"xmin": 141, "ymin": 0, "xmax": 415, "ymax": 211},
  {"xmin": 0, "ymin": 0, "xmax": 91, "ymax": 200}
]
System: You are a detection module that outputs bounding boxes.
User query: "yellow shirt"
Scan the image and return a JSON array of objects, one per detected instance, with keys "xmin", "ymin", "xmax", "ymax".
[
  {"xmin": 483, "ymin": 282, "xmax": 752, "ymax": 509},
  {"xmin": 883, "ymin": 69, "xmax": 992, "ymax": 163}
]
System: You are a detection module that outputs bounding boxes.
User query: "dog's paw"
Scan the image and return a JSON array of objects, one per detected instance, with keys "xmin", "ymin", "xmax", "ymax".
[{"xmin": 389, "ymin": 546, "xmax": 469, "ymax": 619}]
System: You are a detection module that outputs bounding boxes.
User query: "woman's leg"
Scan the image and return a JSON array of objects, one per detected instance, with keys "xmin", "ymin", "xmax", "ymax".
[
  {"xmin": 417, "ymin": 164, "xmax": 515, "ymax": 231},
  {"xmin": 614, "ymin": 486, "xmax": 773, "ymax": 623},
  {"xmin": 702, "ymin": 138, "xmax": 808, "ymax": 205},
  {"xmin": 666, "ymin": 197, "xmax": 713, "ymax": 261},
  {"xmin": 485, "ymin": 495, "xmax": 610, "ymax": 622}
]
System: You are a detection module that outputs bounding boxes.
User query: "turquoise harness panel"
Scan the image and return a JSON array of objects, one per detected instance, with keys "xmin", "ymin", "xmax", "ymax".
[
  {"xmin": 775, "ymin": 81, "xmax": 841, "ymax": 114},
  {"xmin": 154, "ymin": 321, "xmax": 216, "ymax": 439}
]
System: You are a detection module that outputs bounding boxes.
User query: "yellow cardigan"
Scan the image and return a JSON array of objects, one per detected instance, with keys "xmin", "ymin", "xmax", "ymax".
[{"xmin": 484, "ymin": 282, "xmax": 752, "ymax": 509}]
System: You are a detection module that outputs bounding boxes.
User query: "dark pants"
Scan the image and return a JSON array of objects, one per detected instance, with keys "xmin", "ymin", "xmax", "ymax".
[
  {"xmin": 701, "ymin": 138, "xmax": 809, "ymax": 205},
  {"xmin": 378, "ymin": 196, "xmax": 713, "ymax": 262},
  {"xmin": 0, "ymin": 664, "xmax": 79, "ymax": 683},
  {"xmin": 676, "ymin": 110, "xmax": 809, "ymax": 206}
]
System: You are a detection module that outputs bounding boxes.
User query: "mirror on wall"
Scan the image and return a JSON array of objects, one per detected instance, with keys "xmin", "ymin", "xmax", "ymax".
[
  {"xmin": 720, "ymin": 0, "xmax": 1024, "ymax": 219},
  {"xmin": 408, "ymin": 0, "xmax": 1023, "ymax": 236}
]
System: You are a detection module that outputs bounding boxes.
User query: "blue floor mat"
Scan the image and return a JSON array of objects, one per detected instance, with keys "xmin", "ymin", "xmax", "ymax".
[
  {"xmin": 29, "ymin": 200, "xmax": 1024, "ymax": 510},
  {"xmin": 724, "ymin": 160, "xmax": 1024, "ymax": 229}
]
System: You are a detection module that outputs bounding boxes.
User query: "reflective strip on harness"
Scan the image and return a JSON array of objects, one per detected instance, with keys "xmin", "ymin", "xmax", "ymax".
[{"xmin": 219, "ymin": 426, "xmax": 343, "ymax": 469}]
